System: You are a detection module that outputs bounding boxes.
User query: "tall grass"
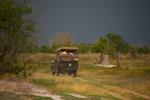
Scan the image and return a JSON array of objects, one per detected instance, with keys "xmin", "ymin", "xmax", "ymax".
[{"xmin": 26, "ymin": 53, "xmax": 150, "ymax": 99}]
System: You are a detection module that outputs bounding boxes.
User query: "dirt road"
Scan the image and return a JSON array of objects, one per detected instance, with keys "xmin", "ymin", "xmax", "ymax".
[{"xmin": 0, "ymin": 77, "xmax": 150, "ymax": 100}]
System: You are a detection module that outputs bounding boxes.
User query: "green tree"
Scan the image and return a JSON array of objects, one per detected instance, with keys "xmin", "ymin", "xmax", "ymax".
[
  {"xmin": 137, "ymin": 46, "xmax": 150, "ymax": 54},
  {"xmin": 0, "ymin": 0, "xmax": 36, "ymax": 76},
  {"xmin": 49, "ymin": 44, "xmax": 61, "ymax": 53},
  {"xmin": 77, "ymin": 43, "xmax": 91, "ymax": 54},
  {"xmin": 106, "ymin": 32, "xmax": 127, "ymax": 67},
  {"xmin": 92, "ymin": 37, "xmax": 108, "ymax": 63},
  {"xmin": 128, "ymin": 45, "xmax": 138, "ymax": 58},
  {"xmin": 39, "ymin": 46, "xmax": 51, "ymax": 53}
]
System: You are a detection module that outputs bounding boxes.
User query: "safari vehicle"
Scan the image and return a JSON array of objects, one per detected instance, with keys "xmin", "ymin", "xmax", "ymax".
[{"xmin": 51, "ymin": 47, "xmax": 79, "ymax": 77}]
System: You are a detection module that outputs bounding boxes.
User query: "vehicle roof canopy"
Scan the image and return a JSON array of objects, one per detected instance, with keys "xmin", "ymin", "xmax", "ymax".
[{"xmin": 56, "ymin": 47, "xmax": 78, "ymax": 52}]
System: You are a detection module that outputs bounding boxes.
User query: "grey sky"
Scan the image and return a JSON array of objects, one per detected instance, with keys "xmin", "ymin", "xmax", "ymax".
[{"xmin": 30, "ymin": 0, "xmax": 150, "ymax": 45}]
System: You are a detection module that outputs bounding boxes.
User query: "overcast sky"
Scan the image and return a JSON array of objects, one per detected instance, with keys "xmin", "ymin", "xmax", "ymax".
[{"xmin": 30, "ymin": 0, "xmax": 150, "ymax": 45}]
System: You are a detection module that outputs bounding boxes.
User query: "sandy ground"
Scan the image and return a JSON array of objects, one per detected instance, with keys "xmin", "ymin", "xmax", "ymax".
[
  {"xmin": 0, "ymin": 78, "xmax": 62, "ymax": 100},
  {"xmin": 64, "ymin": 93, "xmax": 87, "ymax": 99},
  {"xmin": 1, "ymin": 77, "xmax": 149, "ymax": 100},
  {"xmin": 93, "ymin": 64, "xmax": 116, "ymax": 67},
  {"xmin": 0, "ymin": 78, "xmax": 88, "ymax": 100}
]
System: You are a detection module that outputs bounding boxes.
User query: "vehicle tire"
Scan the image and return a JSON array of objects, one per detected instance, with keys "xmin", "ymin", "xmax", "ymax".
[
  {"xmin": 68, "ymin": 73, "xmax": 72, "ymax": 76},
  {"xmin": 52, "ymin": 71, "xmax": 55, "ymax": 76},
  {"xmin": 56, "ymin": 72, "xmax": 59, "ymax": 76},
  {"xmin": 56, "ymin": 69, "xmax": 60, "ymax": 76},
  {"xmin": 73, "ymin": 71, "xmax": 77, "ymax": 77}
]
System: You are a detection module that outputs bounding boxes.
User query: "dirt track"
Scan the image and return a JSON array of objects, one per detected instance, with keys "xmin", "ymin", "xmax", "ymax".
[
  {"xmin": 77, "ymin": 77, "xmax": 150, "ymax": 100},
  {"xmin": 0, "ymin": 77, "xmax": 150, "ymax": 100},
  {"xmin": 0, "ymin": 78, "xmax": 62, "ymax": 100}
]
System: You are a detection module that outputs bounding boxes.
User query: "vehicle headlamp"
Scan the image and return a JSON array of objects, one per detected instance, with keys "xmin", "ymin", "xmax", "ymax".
[{"xmin": 69, "ymin": 63, "xmax": 72, "ymax": 66}]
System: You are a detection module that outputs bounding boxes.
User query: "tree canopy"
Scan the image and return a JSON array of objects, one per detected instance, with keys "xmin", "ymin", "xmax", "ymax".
[
  {"xmin": 0, "ymin": 0, "xmax": 36, "ymax": 76},
  {"xmin": 50, "ymin": 32, "xmax": 73, "ymax": 47}
]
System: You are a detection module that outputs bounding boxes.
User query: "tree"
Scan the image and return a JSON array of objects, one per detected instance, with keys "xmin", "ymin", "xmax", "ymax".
[
  {"xmin": 49, "ymin": 32, "xmax": 74, "ymax": 50},
  {"xmin": 0, "ymin": 0, "xmax": 36, "ymax": 76},
  {"xmin": 92, "ymin": 37, "xmax": 108, "ymax": 63},
  {"xmin": 128, "ymin": 45, "xmax": 138, "ymax": 58},
  {"xmin": 137, "ymin": 46, "xmax": 150, "ymax": 54},
  {"xmin": 39, "ymin": 46, "xmax": 51, "ymax": 53},
  {"xmin": 77, "ymin": 43, "xmax": 92, "ymax": 54},
  {"xmin": 106, "ymin": 32, "xmax": 127, "ymax": 67}
]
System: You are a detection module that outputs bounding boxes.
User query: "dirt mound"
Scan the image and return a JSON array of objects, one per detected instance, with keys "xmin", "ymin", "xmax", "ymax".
[{"xmin": 101, "ymin": 55, "xmax": 110, "ymax": 65}]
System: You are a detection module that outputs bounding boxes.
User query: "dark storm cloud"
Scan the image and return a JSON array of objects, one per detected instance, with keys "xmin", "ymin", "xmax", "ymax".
[{"xmin": 31, "ymin": 0, "xmax": 150, "ymax": 45}]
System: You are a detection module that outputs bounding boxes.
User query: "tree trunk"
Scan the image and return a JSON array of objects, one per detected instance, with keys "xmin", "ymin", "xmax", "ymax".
[
  {"xmin": 99, "ymin": 53, "xmax": 104, "ymax": 64},
  {"xmin": 116, "ymin": 52, "xmax": 120, "ymax": 67}
]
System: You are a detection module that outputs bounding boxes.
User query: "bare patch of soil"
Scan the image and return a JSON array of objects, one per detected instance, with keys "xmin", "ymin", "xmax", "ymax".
[
  {"xmin": 0, "ymin": 77, "xmax": 62, "ymax": 100},
  {"xmin": 65, "ymin": 93, "xmax": 87, "ymax": 98}
]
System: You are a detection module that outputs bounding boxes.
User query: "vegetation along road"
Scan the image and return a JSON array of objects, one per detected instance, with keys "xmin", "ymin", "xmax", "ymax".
[{"xmin": 13, "ymin": 53, "xmax": 149, "ymax": 100}]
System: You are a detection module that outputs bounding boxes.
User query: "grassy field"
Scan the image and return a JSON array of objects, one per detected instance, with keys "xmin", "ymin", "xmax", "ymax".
[
  {"xmin": 1, "ymin": 53, "xmax": 150, "ymax": 100},
  {"xmin": 25, "ymin": 53, "xmax": 150, "ymax": 100}
]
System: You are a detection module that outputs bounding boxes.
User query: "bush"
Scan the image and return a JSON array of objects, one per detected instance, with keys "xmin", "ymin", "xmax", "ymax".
[{"xmin": 0, "ymin": 60, "xmax": 32, "ymax": 78}]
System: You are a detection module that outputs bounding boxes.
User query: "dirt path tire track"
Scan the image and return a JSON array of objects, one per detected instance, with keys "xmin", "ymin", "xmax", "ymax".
[
  {"xmin": 77, "ymin": 77, "xmax": 150, "ymax": 100},
  {"xmin": 0, "ymin": 79, "xmax": 63, "ymax": 100},
  {"xmin": 103, "ymin": 85, "xmax": 150, "ymax": 100},
  {"xmin": 97, "ymin": 87, "xmax": 130, "ymax": 100},
  {"xmin": 76, "ymin": 78, "xmax": 130, "ymax": 100}
]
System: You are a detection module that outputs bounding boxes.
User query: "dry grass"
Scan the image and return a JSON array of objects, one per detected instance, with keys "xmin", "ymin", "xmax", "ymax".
[
  {"xmin": 26, "ymin": 53, "xmax": 150, "ymax": 99},
  {"xmin": 22, "ymin": 53, "xmax": 55, "ymax": 64}
]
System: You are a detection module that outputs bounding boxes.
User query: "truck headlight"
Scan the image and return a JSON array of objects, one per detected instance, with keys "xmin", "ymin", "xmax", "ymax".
[{"xmin": 69, "ymin": 63, "xmax": 72, "ymax": 66}]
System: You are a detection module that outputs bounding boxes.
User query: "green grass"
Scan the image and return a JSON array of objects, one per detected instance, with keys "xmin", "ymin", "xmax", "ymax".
[
  {"xmin": 0, "ymin": 91, "xmax": 21, "ymax": 100},
  {"xmin": 30, "ymin": 95, "xmax": 52, "ymax": 100},
  {"xmin": 0, "ymin": 91, "xmax": 52, "ymax": 100},
  {"xmin": 32, "ymin": 78, "xmax": 57, "ymax": 93}
]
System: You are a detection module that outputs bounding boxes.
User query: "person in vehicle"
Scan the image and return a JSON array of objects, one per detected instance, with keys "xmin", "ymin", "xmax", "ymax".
[{"xmin": 60, "ymin": 51, "xmax": 67, "ymax": 55}]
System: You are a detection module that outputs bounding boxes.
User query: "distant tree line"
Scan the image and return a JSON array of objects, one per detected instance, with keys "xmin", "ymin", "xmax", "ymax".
[
  {"xmin": 38, "ymin": 32, "xmax": 150, "ymax": 55},
  {"xmin": 37, "ymin": 32, "xmax": 150, "ymax": 67}
]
